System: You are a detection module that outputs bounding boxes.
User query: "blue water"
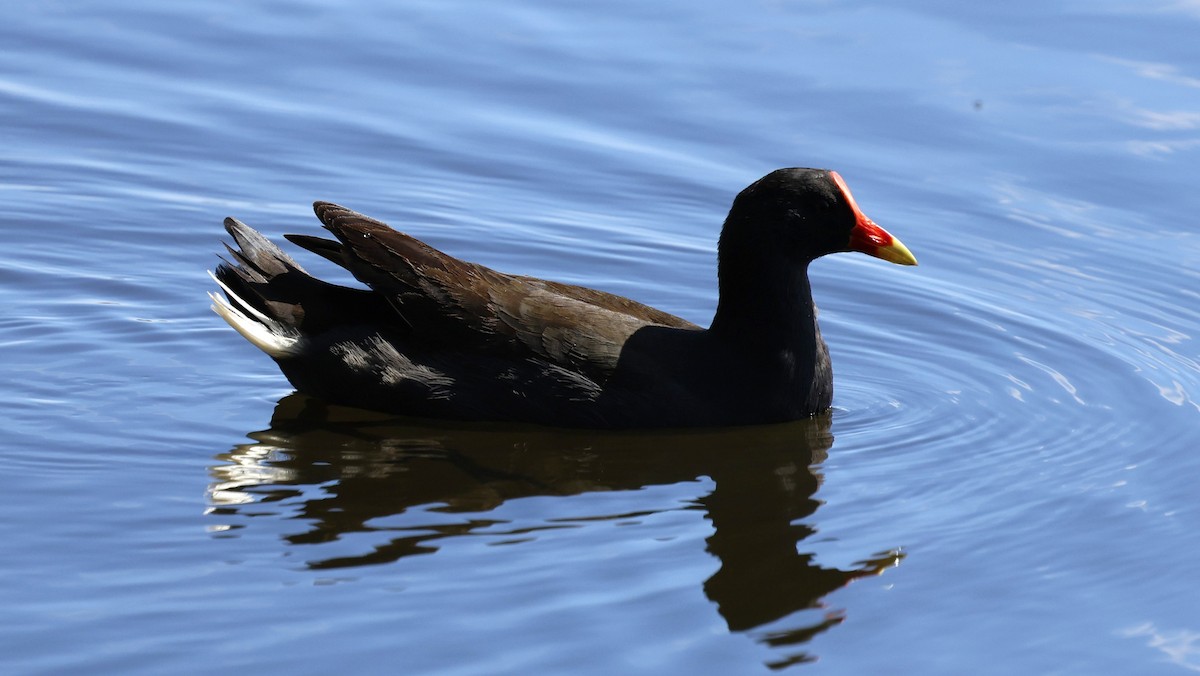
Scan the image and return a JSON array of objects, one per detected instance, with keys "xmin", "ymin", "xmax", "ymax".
[{"xmin": 3, "ymin": 1, "xmax": 1199, "ymax": 673}]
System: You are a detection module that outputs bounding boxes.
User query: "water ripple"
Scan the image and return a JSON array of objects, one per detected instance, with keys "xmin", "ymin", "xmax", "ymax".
[{"xmin": 825, "ymin": 257, "xmax": 1180, "ymax": 498}]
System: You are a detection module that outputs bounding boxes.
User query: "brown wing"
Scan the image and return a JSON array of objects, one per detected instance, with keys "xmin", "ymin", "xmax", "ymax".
[{"xmin": 307, "ymin": 201, "xmax": 699, "ymax": 378}]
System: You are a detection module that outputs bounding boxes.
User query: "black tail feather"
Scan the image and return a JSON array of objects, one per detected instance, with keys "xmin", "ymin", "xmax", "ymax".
[
  {"xmin": 284, "ymin": 233, "xmax": 347, "ymax": 268},
  {"xmin": 223, "ymin": 217, "xmax": 305, "ymax": 277},
  {"xmin": 215, "ymin": 218, "xmax": 398, "ymax": 335}
]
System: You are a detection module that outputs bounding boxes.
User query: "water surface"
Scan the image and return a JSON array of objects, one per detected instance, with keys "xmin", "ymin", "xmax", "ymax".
[{"xmin": 2, "ymin": 1, "xmax": 1199, "ymax": 673}]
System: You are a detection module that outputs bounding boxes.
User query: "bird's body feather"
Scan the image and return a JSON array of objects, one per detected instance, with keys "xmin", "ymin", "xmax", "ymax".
[{"xmin": 210, "ymin": 169, "xmax": 916, "ymax": 428}]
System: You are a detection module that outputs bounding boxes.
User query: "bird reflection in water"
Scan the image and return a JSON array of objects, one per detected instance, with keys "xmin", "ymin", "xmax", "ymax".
[{"xmin": 208, "ymin": 394, "xmax": 902, "ymax": 668}]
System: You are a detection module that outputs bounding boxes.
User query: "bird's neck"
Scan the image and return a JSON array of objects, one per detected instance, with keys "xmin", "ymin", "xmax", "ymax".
[
  {"xmin": 707, "ymin": 251, "xmax": 833, "ymax": 414},
  {"xmin": 709, "ymin": 255, "xmax": 821, "ymax": 351}
]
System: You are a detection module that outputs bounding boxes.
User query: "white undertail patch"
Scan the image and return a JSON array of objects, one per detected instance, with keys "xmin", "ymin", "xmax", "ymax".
[{"xmin": 207, "ymin": 270, "xmax": 303, "ymax": 358}]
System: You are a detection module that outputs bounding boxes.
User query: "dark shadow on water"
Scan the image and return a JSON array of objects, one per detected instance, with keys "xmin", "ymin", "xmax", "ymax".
[{"xmin": 208, "ymin": 393, "xmax": 901, "ymax": 669}]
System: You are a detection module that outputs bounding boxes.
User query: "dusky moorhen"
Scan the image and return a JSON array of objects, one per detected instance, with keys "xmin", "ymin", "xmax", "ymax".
[{"xmin": 209, "ymin": 168, "xmax": 916, "ymax": 428}]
